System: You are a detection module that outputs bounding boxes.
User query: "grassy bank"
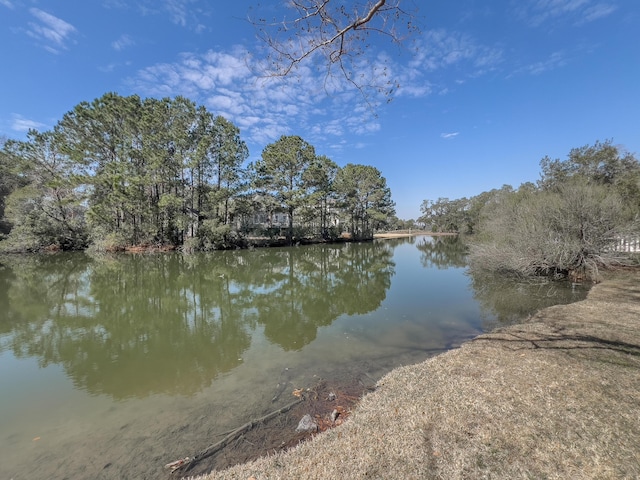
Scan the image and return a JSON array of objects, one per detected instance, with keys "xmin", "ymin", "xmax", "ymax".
[{"xmin": 194, "ymin": 270, "xmax": 640, "ymax": 479}]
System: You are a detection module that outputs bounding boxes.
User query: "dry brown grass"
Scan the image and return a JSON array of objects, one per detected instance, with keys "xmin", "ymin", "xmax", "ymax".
[{"xmin": 194, "ymin": 271, "xmax": 640, "ymax": 480}]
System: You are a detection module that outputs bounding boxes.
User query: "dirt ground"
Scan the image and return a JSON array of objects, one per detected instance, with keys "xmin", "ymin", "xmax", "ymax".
[{"xmin": 194, "ymin": 269, "xmax": 640, "ymax": 480}]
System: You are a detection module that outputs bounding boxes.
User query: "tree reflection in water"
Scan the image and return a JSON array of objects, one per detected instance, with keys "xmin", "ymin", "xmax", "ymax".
[
  {"xmin": 0, "ymin": 242, "xmax": 395, "ymax": 399},
  {"xmin": 0, "ymin": 239, "xmax": 587, "ymax": 402},
  {"xmin": 467, "ymin": 268, "xmax": 590, "ymax": 330},
  {"xmin": 416, "ymin": 235, "xmax": 468, "ymax": 269},
  {"xmin": 413, "ymin": 235, "xmax": 589, "ymax": 328}
]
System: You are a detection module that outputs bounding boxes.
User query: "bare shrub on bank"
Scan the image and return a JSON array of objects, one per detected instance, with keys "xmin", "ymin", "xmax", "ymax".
[{"xmin": 469, "ymin": 179, "xmax": 639, "ymax": 280}]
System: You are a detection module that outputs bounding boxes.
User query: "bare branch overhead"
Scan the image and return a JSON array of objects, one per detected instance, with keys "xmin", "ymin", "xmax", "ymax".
[{"xmin": 250, "ymin": 1, "xmax": 420, "ymax": 100}]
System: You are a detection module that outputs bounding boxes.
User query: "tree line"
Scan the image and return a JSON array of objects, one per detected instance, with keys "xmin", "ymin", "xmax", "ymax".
[
  {"xmin": 0, "ymin": 92, "xmax": 395, "ymax": 252},
  {"xmin": 418, "ymin": 141, "xmax": 640, "ymax": 280}
]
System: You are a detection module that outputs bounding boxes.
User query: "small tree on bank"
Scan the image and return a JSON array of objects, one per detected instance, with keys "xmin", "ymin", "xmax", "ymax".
[
  {"xmin": 2, "ymin": 130, "xmax": 88, "ymax": 251},
  {"xmin": 334, "ymin": 163, "xmax": 395, "ymax": 239},
  {"xmin": 253, "ymin": 135, "xmax": 317, "ymax": 244}
]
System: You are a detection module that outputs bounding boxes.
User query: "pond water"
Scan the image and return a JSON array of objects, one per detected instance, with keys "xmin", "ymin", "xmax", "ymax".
[{"xmin": 0, "ymin": 236, "xmax": 589, "ymax": 479}]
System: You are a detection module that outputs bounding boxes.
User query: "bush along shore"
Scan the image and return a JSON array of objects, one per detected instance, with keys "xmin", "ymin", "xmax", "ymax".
[{"xmin": 192, "ymin": 269, "xmax": 640, "ymax": 480}]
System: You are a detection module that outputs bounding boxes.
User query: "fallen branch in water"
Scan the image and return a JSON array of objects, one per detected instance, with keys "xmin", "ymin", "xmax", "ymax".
[{"xmin": 168, "ymin": 395, "xmax": 306, "ymax": 475}]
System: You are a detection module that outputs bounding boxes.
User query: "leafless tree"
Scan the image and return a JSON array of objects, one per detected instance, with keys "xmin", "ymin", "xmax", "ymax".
[
  {"xmin": 250, "ymin": 1, "xmax": 420, "ymax": 98},
  {"xmin": 468, "ymin": 179, "xmax": 640, "ymax": 281}
]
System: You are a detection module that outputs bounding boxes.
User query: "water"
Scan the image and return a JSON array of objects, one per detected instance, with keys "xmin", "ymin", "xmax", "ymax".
[{"xmin": 0, "ymin": 236, "xmax": 589, "ymax": 479}]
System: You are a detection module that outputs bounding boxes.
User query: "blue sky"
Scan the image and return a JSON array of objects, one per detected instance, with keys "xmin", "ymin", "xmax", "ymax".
[{"xmin": 1, "ymin": 1, "xmax": 638, "ymax": 219}]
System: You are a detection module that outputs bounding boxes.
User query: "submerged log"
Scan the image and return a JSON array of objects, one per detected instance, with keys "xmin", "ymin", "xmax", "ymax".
[{"xmin": 169, "ymin": 395, "xmax": 305, "ymax": 475}]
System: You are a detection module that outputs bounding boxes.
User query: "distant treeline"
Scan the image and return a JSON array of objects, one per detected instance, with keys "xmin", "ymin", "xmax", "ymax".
[
  {"xmin": 0, "ymin": 93, "xmax": 395, "ymax": 252},
  {"xmin": 418, "ymin": 141, "xmax": 640, "ymax": 279}
]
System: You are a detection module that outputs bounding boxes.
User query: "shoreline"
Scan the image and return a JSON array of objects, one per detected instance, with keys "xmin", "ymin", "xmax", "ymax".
[
  {"xmin": 373, "ymin": 231, "xmax": 456, "ymax": 239},
  {"xmin": 1, "ymin": 231, "xmax": 451, "ymax": 254},
  {"xmin": 198, "ymin": 270, "xmax": 640, "ymax": 479}
]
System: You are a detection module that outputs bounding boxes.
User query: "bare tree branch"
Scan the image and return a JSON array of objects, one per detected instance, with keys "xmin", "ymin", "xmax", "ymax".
[{"xmin": 249, "ymin": 1, "xmax": 420, "ymax": 100}]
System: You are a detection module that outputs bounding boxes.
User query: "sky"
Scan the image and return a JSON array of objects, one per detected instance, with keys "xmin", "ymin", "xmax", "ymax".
[{"xmin": 1, "ymin": 0, "xmax": 638, "ymax": 220}]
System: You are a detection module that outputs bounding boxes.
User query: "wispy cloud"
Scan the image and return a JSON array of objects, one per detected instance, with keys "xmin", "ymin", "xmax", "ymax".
[
  {"xmin": 511, "ymin": 50, "xmax": 567, "ymax": 76},
  {"xmin": 400, "ymin": 29, "xmax": 503, "ymax": 98},
  {"xmin": 98, "ymin": 60, "xmax": 132, "ymax": 73},
  {"xmin": 107, "ymin": 0, "xmax": 209, "ymax": 30},
  {"xmin": 27, "ymin": 8, "xmax": 77, "ymax": 54},
  {"xmin": 129, "ymin": 45, "xmax": 385, "ymax": 149},
  {"xmin": 112, "ymin": 34, "xmax": 135, "ymax": 51},
  {"xmin": 163, "ymin": 0, "xmax": 194, "ymax": 27},
  {"xmin": 579, "ymin": 3, "xmax": 617, "ymax": 23},
  {"xmin": 128, "ymin": 24, "xmax": 506, "ymax": 153},
  {"xmin": 102, "ymin": 0, "xmax": 129, "ymax": 9},
  {"xmin": 441, "ymin": 132, "xmax": 460, "ymax": 140},
  {"xmin": 11, "ymin": 114, "xmax": 46, "ymax": 132},
  {"xmin": 409, "ymin": 29, "xmax": 503, "ymax": 75},
  {"xmin": 517, "ymin": 0, "xmax": 617, "ymax": 26},
  {"xmin": 0, "ymin": 0, "xmax": 14, "ymax": 9}
]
